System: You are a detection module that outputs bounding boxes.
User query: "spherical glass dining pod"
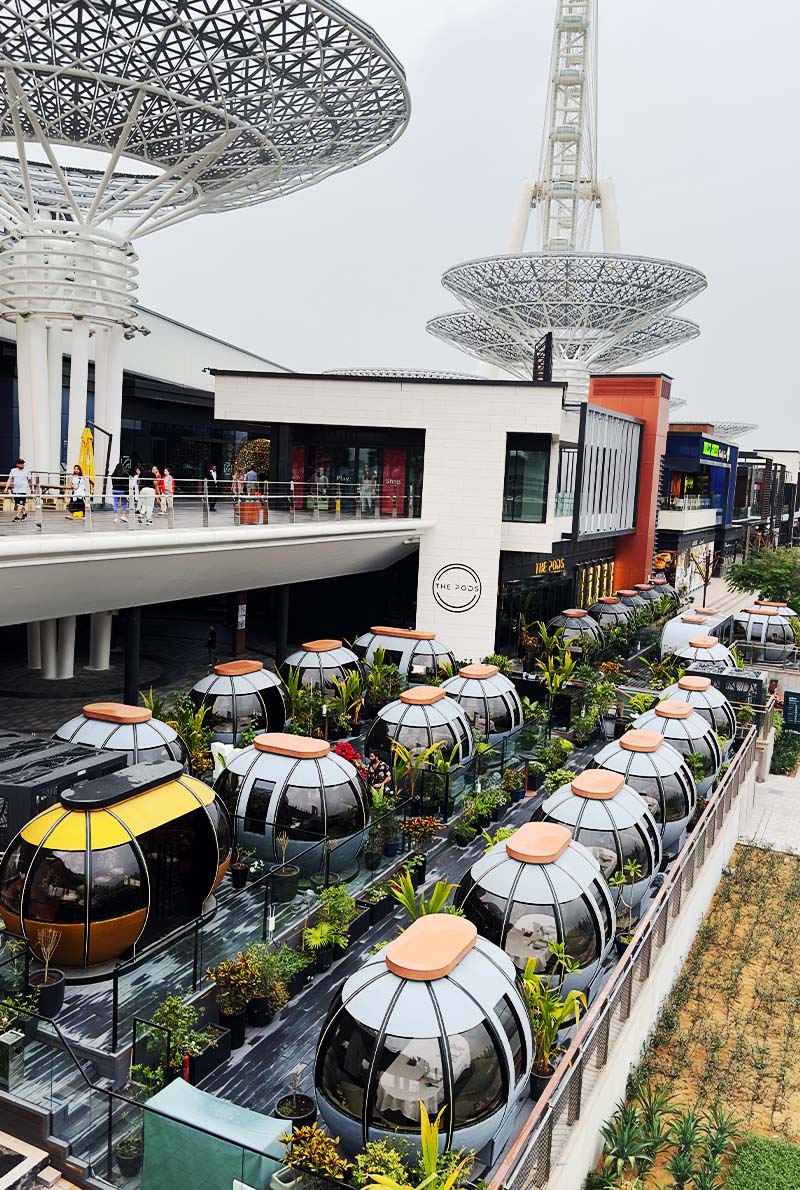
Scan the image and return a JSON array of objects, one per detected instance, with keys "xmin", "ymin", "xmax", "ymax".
[
  {"xmin": 754, "ymin": 599, "xmax": 798, "ymax": 618},
  {"xmin": 633, "ymin": 582, "xmax": 662, "ymax": 605},
  {"xmin": 591, "ymin": 730, "xmax": 696, "ymax": 855},
  {"xmin": 440, "ymin": 665, "xmax": 523, "ymax": 741},
  {"xmin": 660, "ymin": 675, "xmax": 737, "ymax": 742},
  {"xmin": 315, "ymin": 915, "xmax": 532, "ymax": 1155},
  {"xmin": 733, "ymin": 607, "xmax": 796, "ymax": 661},
  {"xmin": 587, "ymin": 596, "xmax": 634, "ymax": 630},
  {"xmin": 54, "ymin": 703, "xmax": 190, "ymax": 772},
  {"xmin": 616, "ymin": 589, "xmax": 649, "ymax": 613},
  {"xmin": 632, "ymin": 700, "xmax": 722, "ymax": 797},
  {"xmin": 650, "ymin": 576, "xmax": 678, "ymax": 603},
  {"xmin": 676, "ymin": 635, "xmax": 735, "ymax": 672},
  {"xmin": 455, "ymin": 823, "xmax": 615, "ymax": 995},
  {"xmin": 546, "ymin": 609, "xmax": 603, "ymax": 651},
  {"xmin": 532, "ymin": 770, "xmax": 662, "ymax": 915},
  {"xmin": 279, "ymin": 639, "xmax": 364, "ymax": 691},
  {"xmin": 364, "ymin": 688, "xmax": 474, "ymax": 766},
  {"xmin": 0, "ymin": 763, "xmax": 231, "ymax": 968},
  {"xmin": 214, "ymin": 734, "xmax": 369, "ymax": 879},
  {"xmin": 353, "ymin": 626, "xmax": 456, "ymax": 683},
  {"xmin": 190, "ymin": 660, "xmax": 286, "ymax": 743}
]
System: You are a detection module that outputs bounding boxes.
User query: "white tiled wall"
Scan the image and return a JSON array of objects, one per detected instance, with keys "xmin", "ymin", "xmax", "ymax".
[{"xmin": 215, "ymin": 374, "xmax": 568, "ymax": 659}]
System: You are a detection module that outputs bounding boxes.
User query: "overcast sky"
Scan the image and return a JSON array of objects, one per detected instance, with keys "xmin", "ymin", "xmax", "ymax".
[{"xmin": 136, "ymin": 0, "xmax": 800, "ymax": 448}]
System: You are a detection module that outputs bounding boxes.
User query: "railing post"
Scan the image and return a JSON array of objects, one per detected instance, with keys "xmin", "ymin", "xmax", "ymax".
[
  {"xmin": 409, "ymin": 484, "xmax": 415, "ymax": 517},
  {"xmin": 192, "ymin": 918, "xmax": 200, "ymax": 990},
  {"xmin": 168, "ymin": 488, "xmax": 175, "ymax": 529},
  {"xmin": 128, "ymin": 478, "xmax": 136, "ymax": 530},
  {"xmin": 111, "ymin": 966, "xmax": 119, "ymax": 1051},
  {"xmin": 290, "ymin": 481, "xmax": 296, "ymax": 522},
  {"xmin": 392, "ymin": 493, "xmax": 397, "ymax": 518},
  {"xmin": 202, "ymin": 480, "xmax": 209, "ymax": 527},
  {"xmin": 34, "ymin": 490, "xmax": 42, "ymax": 533},
  {"xmin": 106, "ymin": 1093, "xmax": 113, "ymax": 1182},
  {"xmin": 83, "ymin": 495, "xmax": 92, "ymax": 531},
  {"xmin": 314, "ymin": 483, "xmax": 320, "ymax": 521}
]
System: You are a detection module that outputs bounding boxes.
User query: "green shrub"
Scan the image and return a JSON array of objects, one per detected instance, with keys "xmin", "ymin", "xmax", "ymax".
[{"xmin": 727, "ymin": 1135, "xmax": 800, "ymax": 1190}]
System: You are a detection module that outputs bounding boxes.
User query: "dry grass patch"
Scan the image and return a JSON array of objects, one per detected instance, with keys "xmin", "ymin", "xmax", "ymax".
[{"xmin": 637, "ymin": 843, "xmax": 800, "ymax": 1141}]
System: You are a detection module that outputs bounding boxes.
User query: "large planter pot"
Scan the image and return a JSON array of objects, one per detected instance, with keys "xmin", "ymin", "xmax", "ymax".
[
  {"xmin": 247, "ymin": 997, "xmax": 274, "ymax": 1028},
  {"xmin": 349, "ymin": 906, "xmax": 372, "ymax": 942},
  {"xmin": 28, "ymin": 969, "xmax": 65, "ymax": 1019},
  {"xmin": 231, "ymin": 863, "xmax": 249, "ymax": 890},
  {"xmin": 382, "ymin": 839, "xmax": 399, "ymax": 858},
  {"xmin": 363, "ymin": 850, "xmax": 382, "ymax": 871},
  {"xmin": 408, "ymin": 855, "xmax": 426, "ymax": 888},
  {"xmin": 528, "ymin": 769, "xmax": 545, "ymax": 793},
  {"xmin": 273, "ymin": 1093, "xmax": 316, "ymax": 1128},
  {"xmin": 510, "ymin": 787, "xmax": 525, "ymax": 804},
  {"xmin": 218, "ymin": 1008, "xmax": 246, "ymax": 1050},
  {"xmin": 455, "ymin": 832, "xmax": 474, "ymax": 849},
  {"xmin": 529, "ymin": 1066, "xmax": 555, "ymax": 1100},
  {"xmin": 188, "ymin": 1025, "xmax": 231, "ymax": 1084},
  {"xmin": 287, "ymin": 967, "xmax": 312, "ymax": 999},
  {"xmin": 0, "ymin": 1030, "xmax": 24, "ymax": 1091},
  {"xmin": 367, "ymin": 897, "xmax": 392, "ymax": 926},
  {"xmin": 601, "ymin": 715, "xmax": 617, "ymax": 741},
  {"xmin": 114, "ymin": 1140, "xmax": 143, "ymax": 1178},
  {"xmin": 314, "ymin": 946, "xmax": 336, "ymax": 973},
  {"xmin": 271, "ymin": 864, "xmax": 300, "ymax": 903},
  {"xmin": 614, "ymin": 932, "xmax": 634, "ymax": 957}
]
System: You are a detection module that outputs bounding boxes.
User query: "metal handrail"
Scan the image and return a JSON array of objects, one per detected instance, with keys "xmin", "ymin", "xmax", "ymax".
[{"xmin": 491, "ymin": 727, "xmax": 757, "ymax": 1190}]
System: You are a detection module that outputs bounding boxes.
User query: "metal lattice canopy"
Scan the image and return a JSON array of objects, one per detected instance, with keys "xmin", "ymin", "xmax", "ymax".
[
  {"xmin": 710, "ymin": 422, "xmax": 757, "ymax": 440},
  {"xmin": 427, "ymin": 252, "xmax": 706, "ymax": 375},
  {"xmin": 324, "ymin": 368, "xmax": 480, "ymax": 380},
  {"xmin": 0, "ymin": 0, "xmax": 410, "ymax": 236}
]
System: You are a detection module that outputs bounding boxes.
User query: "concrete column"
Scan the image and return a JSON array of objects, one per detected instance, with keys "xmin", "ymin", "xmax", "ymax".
[
  {"xmin": 47, "ymin": 323, "xmax": 64, "ymax": 474},
  {"xmin": 28, "ymin": 315, "xmax": 50, "ymax": 478},
  {"xmin": 56, "ymin": 615, "xmax": 77, "ymax": 680},
  {"xmin": 123, "ymin": 607, "xmax": 141, "ymax": 705},
  {"xmin": 234, "ymin": 592, "xmax": 247, "ymax": 657},
  {"xmin": 27, "ymin": 622, "xmax": 41, "ymax": 670},
  {"xmin": 88, "ymin": 610, "xmax": 113, "ymax": 671},
  {"xmin": 275, "ymin": 585, "xmax": 290, "ymax": 665},
  {"xmin": 104, "ymin": 325, "xmax": 124, "ymax": 474},
  {"xmin": 15, "ymin": 317, "xmax": 34, "ymax": 466},
  {"xmin": 40, "ymin": 618, "xmax": 58, "ymax": 680},
  {"xmin": 66, "ymin": 320, "xmax": 91, "ymax": 469}
]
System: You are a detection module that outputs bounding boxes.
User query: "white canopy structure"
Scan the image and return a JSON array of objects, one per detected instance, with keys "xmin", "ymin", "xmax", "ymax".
[{"xmin": 0, "ymin": 0, "xmax": 409, "ymax": 474}]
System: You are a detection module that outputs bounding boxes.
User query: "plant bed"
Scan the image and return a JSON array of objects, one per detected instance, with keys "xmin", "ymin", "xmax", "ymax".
[
  {"xmin": 273, "ymin": 1092, "xmax": 316, "ymax": 1127},
  {"xmin": 188, "ymin": 1024, "xmax": 231, "ymax": 1084},
  {"xmin": 218, "ymin": 1007, "xmax": 246, "ymax": 1049},
  {"xmin": 366, "ymin": 894, "xmax": 393, "ymax": 926},
  {"xmin": 349, "ymin": 904, "xmax": 372, "ymax": 942}
]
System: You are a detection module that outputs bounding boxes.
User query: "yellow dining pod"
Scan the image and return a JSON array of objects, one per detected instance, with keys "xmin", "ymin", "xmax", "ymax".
[{"xmin": 0, "ymin": 762, "xmax": 231, "ymax": 968}]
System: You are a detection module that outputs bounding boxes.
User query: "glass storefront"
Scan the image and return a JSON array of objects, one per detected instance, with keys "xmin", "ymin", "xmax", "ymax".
[
  {"xmin": 502, "ymin": 434, "xmax": 550, "ymax": 523},
  {"xmin": 291, "ymin": 438, "xmax": 424, "ymax": 516}
]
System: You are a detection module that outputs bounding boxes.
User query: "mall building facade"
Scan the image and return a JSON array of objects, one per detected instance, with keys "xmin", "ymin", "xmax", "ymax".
[{"xmin": 214, "ymin": 369, "xmax": 649, "ymax": 661}]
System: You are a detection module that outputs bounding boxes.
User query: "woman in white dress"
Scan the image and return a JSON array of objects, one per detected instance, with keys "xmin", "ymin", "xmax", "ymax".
[{"xmin": 65, "ymin": 465, "xmax": 86, "ymax": 517}]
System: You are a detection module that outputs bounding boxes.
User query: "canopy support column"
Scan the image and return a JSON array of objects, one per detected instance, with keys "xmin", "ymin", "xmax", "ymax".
[
  {"xmin": 56, "ymin": 615, "xmax": 76, "ymax": 680},
  {"xmin": 27, "ymin": 621, "xmax": 41, "ymax": 670},
  {"xmin": 88, "ymin": 610, "xmax": 113, "ymax": 672},
  {"xmin": 124, "ymin": 606, "xmax": 141, "ymax": 705}
]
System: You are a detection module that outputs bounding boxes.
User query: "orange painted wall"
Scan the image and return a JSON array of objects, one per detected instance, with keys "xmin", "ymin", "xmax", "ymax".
[{"xmin": 589, "ymin": 374, "xmax": 672, "ymax": 591}]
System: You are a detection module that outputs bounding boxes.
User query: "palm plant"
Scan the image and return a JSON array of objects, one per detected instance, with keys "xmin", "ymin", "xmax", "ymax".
[
  {"xmin": 391, "ymin": 872, "xmax": 459, "ymax": 920},
  {"xmin": 390, "ymin": 739, "xmax": 445, "ymax": 801},
  {"xmin": 366, "ymin": 647, "xmax": 406, "ymax": 707},
  {"xmin": 328, "ymin": 671, "xmax": 363, "ymax": 728},
  {"xmin": 167, "ymin": 693, "xmax": 214, "ymax": 771},
  {"xmin": 664, "ymin": 1148, "xmax": 697, "ymax": 1189},
  {"xmin": 280, "ymin": 665, "xmax": 306, "ymax": 720},
  {"xmin": 599, "ymin": 1102, "xmax": 652, "ymax": 1181},
  {"xmin": 703, "ymin": 1103, "xmax": 741, "ymax": 1160},
  {"xmin": 366, "ymin": 1104, "xmax": 470, "ymax": 1190},
  {"xmin": 139, "ymin": 686, "xmax": 169, "ymax": 721},
  {"xmin": 609, "ymin": 858, "xmax": 643, "ymax": 935},
  {"xmin": 471, "ymin": 736, "xmax": 497, "ymax": 778},
  {"xmin": 522, "ymin": 957, "xmax": 587, "ymax": 1076}
]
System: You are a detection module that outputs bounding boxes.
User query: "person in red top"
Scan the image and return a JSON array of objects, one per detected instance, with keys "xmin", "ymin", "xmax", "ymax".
[{"xmin": 151, "ymin": 466, "xmax": 166, "ymax": 516}]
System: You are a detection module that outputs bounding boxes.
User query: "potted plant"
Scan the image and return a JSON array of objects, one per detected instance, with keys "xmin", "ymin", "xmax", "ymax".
[
  {"xmin": 274, "ymin": 1067, "xmax": 318, "ymax": 1128},
  {"xmin": 362, "ymin": 827, "xmax": 383, "ymax": 871},
  {"xmin": 206, "ymin": 952, "xmax": 261, "ymax": 1049},
  {"xmin": 736, "ymin": 703, "xmax": 755, "ymax": 737},
  {"xmin": 627, "ymin": 693, "xmax": 657, "ymax": 719},
  {"xmin": 231, "ymin": 845, "xmax": 255, "ymax": 890},
  {"xmin": 522, "ymin": 955, "xmax": 587, "ymax": 1099},
  {"xmin": 453, "ymin": 818, "xmax": 476, "ymax": 849},
  {"xmin": 374, "ymin": 793, "xmax": 402, "ymax": 858},
  {"xmin": 271, "ymin": 832, "xmax": 300, "ymax": 903},
  {"xmin": 501, "ymin": 767, "xmax": 526, "ymax": 803},
  {"xmin": 327, "ymin": 672, "xmax": 363, "ymax": 739},
  {"xmin": 364, "ymin": 648, "xmax": 406, "ymax": 714},
  {"xmin": 302, "ymin": 921, "xmax": 341, "ymax": 973},
  {"xmin": 27, "ymin": 927, "xmax": 65, "ymax": 1019},
  {"xmin": 364, "ymin": 880, "xmax": 395, "ymax": 926},
  {"xmin": 429, "ymin": 741, "xmax": 464, "ymax": 811},
  {"xmin": 405, "ymin": 815, "xmax": 439, "ymax": 883},
  {"xmin": 244, "ymin": 944, "xmax": 290, "ymax": 1027},
  {"xmin": 149, "ymin": 991, "xmax": 229, "ymax": 1084},
  {"xmin": 274, "ymin": 945, "xmax": 314, "ymax": 1000},
  {"xmin": 390, "ymin": 739, "xmax": 445, "ymax": 806},
  {"xmin": 542, "ymin": 767, "xmax": 577, "ymax": 795},
  {"xmin": 0, "ymin": 993, "xmax": 37, "ymax": 1091},
  {"xmin": 114, "ymin": 1128, "xmax": 144, "ymax": 1178},
  {"xmin": 609, "ymin": 858, "xmax": 644, "ymax": 953}
]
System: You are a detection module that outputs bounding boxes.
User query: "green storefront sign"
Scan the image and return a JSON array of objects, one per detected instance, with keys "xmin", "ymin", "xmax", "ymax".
[{"xmin": 701, "ymin": 440, "xmax": 730, "ymax": 463}]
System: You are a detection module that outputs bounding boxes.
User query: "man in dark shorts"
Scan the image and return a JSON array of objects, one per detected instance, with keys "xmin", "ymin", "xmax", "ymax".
[
  {"xmin": 4, "ymin": 458, "xmax": 32, "ymax": 522},
  {"xmin": 367, "ymin": 751, "xmax": 391, "ymax": 794}
]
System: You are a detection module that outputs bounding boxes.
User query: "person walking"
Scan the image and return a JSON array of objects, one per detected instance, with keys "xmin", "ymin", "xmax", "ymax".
[
  {"xmin": 111, "ymin": 461, "xmax": 129, "ymax": 523},
  {"xmin": 206, "ymin": 623, "xmax": 217, "ymax": 666},
  {"xmin": 245, "ymin": 465, "xmax": 258, "ymax": 499},
  {"xmin": 66, "ymin": 465, "xmax": 86, "ymax": 518},
  {"xmin": 163, "ymin": 467, "xmax": 175, "ymax": 516},
  {"xmin": 137, "ymin": 473, "xmax": 156, "ymax": 524},
  {"xmin": 208, "ymin": 463, "xmax": 218, "ymax": 512},
  {"xmin": 367, "ymin": 750, "xmax": 391, "ymax": 794},
  {"xmin": 4, "ymin": 458, "xmax": 33, "ymax": 522},
  {"xmin": 132, "ymin": 466, "xmax": 142, "ymax": 514},
  {"xmin": 151, "ymin": 466, "xmax": 166, "ymax": 515}
]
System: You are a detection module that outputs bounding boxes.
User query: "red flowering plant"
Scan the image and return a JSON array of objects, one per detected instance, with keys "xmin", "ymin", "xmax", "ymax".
[
  {"xmin": 332, "ymin": 740, "xmax": 368, "ymax": 782},
  {"xmin": 406, "ymin": 815, "xmax": 440, "ymax": 852}
]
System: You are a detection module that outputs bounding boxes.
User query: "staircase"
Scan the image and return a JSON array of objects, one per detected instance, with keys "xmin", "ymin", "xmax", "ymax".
[{"xmin": 691, "ymin": 577, "xmax": 757, "ymax": 617}]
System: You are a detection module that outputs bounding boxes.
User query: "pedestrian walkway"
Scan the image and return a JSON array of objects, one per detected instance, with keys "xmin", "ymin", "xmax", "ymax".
[
  {"xmin": 697, "ymin": 576, "xmax": 758, "ymax": 616},
  {"xmin": 740, "ymin": 772, "xmax": 800, "ymax": 854}
]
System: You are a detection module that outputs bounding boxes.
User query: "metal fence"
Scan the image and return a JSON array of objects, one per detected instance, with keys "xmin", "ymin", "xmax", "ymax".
[
  {"xmin": 1, "ymin": 472, "xmax": 422, "ymax": 534},
  {"xmin": 490, "ymin": 726, "xmax": 758, "ymax": 1190}
]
